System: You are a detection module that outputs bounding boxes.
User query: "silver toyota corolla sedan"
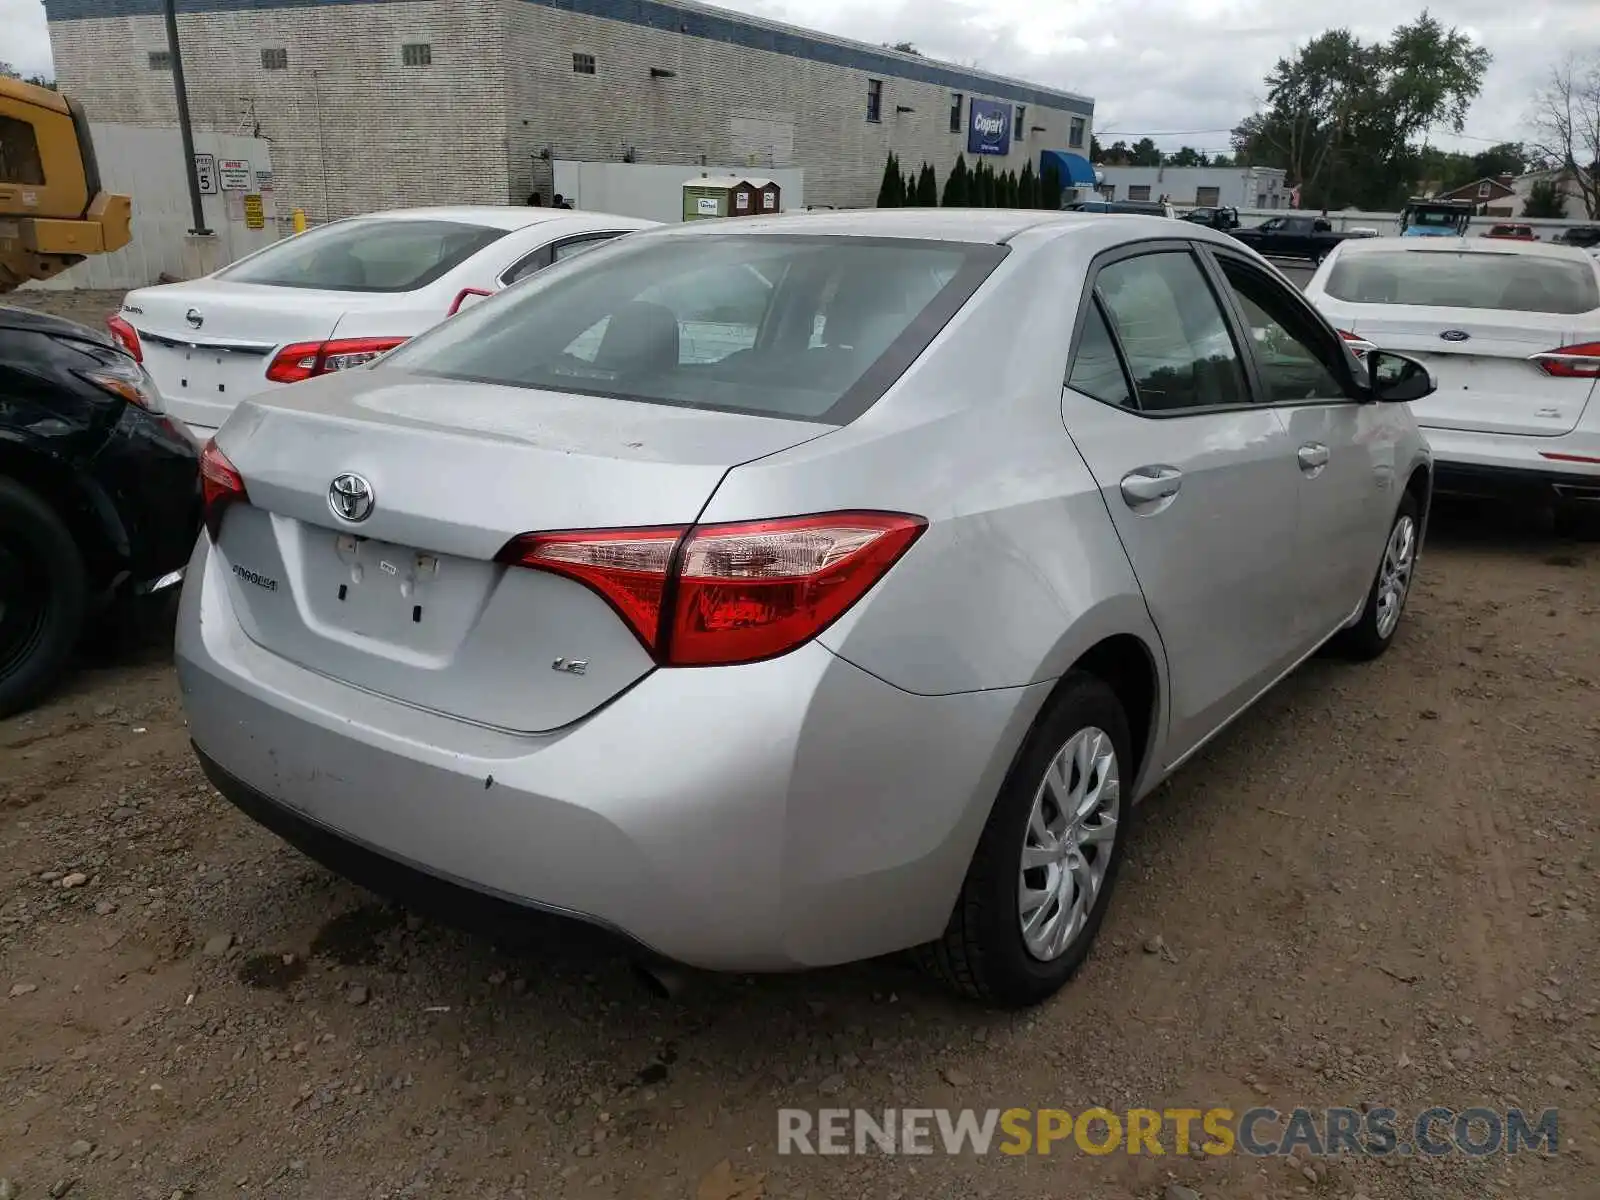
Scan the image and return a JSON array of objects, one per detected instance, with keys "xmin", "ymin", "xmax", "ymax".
[{"xmin": 177, "ymin": 210, "xmax": 1435, "ymax": 1007}]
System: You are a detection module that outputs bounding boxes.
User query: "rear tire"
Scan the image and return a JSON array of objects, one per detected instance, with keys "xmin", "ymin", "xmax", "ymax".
[
  {"xmin": 1333, "ymin": 492, "xmax": 1420, "ymax": 661},
  {"xmin": 0, "ymin": 479, "xmax": 88, "ymax": 718},
  {"xmin": 918, "ymin": 673, "xmax": 1133, "ymax": 1008}
]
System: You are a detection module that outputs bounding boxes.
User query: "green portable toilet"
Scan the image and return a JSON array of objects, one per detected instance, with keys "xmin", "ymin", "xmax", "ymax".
[{"xmin": 683, "ymin": 175, "xmax": 744, "ymax": 221}]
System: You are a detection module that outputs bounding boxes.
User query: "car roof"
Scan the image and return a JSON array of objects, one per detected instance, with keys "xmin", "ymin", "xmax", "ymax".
[
  {"xmin": 340, "ymin": 206, "xmax": 654, "ymax": 232},
  {"xmin": 1333, "ymin": 235, "xmax": 1594, "ymax": 262},
  {"xmin": 656, "ymin": 208, "xmax": 1073, "ymax": 244}
]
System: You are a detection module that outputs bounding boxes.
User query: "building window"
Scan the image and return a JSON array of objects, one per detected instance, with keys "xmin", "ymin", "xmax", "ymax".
[
  {"xmin": 1069, "ymin": 116, "xmax": 1086, "ymax": 148},
  {"xmin": 1477, "ymin": 180, "xmax": 1491, "ymax": 198},
  {"xmin": 1015, "ymin": 105, "xmax": 1026, "ymax": 139},
  {"xmin": 401, "ymin": 43, "xmax": 432, "ymax": 67},
  {"xmin": 1196, "ymin": 186, "xmax": 1220, "ymax": 207},
  {"xmin": 147, "ymin": 50, "xmax": 172, "ymax": 71},
  {"xmin": 1128, "ymin": 185, "xmax": 1151, "ymax": 201},
  {"xmin": 950, "ymin": 93, "xmax": 963, "ymax": 133},
  {"xmin": 261, "ymin": 47, "xmax": 288, "ymax": 70},
  {"xmin": 866, "ymin": 79, "xmax": 882, "ymax": 123},
  {"xmin": 1257, "ymin": 192, "xmax": 1269, "ymax": 208},
  {"xmin": 572, "ymin": 52, "xmax": 596, "ymax": 75}
]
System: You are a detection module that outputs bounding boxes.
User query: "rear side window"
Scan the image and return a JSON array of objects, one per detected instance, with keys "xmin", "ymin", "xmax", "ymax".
[
  {"xmin": 219, "ymin": 219, "xmax": 508, "ymax": 292},
  {"xmin": 1324, "ymin": 250, "xmax": 1600, "ymax": 314},
  {"xmin": 1093, "ymin": 251, "xmax": 1248, "ymax": 412},
  {"xmin": 1067, "ymin": 300, "xmax": 1134, "ymax": 408},
  {"xmin": 385, "ymin": 235, "xmax": 1004, "ymax": 423}
]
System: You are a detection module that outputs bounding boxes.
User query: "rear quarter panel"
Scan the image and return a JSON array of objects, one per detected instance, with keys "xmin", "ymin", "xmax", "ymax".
[{"xmin": 697, "ymin": 226, "xmax": 1167, "ymax": 702}]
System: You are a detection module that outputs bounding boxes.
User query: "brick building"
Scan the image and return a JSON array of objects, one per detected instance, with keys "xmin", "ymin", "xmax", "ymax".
[{"xmin": 44, "ymin": 0, "xmax": 1095, "ymax": 220}]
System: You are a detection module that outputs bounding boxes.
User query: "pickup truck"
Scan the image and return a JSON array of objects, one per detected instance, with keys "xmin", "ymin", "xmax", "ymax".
[{"xmin": 1228, "ymin": 215, "xmax": 1356, "ymax": 262}]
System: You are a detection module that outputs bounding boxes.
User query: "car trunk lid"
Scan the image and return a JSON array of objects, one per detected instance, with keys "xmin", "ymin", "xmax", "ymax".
[
  {"xmin": 121, "ymin": 281, "xmax": 393, "ymax": 433},
  {"xmin": 210, "ymin": 371, "xmax": 831, "ymax": 731},
  {"xmin": 1346, "ymin": 311, "xmax": 1599, "ymax": 436}
]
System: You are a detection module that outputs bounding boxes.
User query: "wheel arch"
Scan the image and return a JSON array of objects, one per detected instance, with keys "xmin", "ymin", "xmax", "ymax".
[
  {"xmin": 0, "ymin": 438, "xmax": 126, "ymax": 591},
  {"xmin": 1405, "ymin": 459, "xmax": 1433, "ymax": 548}
]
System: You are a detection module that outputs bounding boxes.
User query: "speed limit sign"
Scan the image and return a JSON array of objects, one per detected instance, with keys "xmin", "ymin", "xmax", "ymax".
[{"xmin": 193, "ymin": 153, "xmax": 218, "ymax": 195}]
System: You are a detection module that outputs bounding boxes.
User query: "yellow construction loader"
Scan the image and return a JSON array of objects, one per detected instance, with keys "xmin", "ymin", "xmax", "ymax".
[{"xmin": 0, "ymin": 76, "xmax": 131, "ymax": 292}]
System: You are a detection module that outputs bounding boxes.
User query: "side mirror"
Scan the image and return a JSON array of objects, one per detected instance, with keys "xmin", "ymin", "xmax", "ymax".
[{"xmin": 1367, "ymin": 350, "xmax": 1436, "ymax": 403}]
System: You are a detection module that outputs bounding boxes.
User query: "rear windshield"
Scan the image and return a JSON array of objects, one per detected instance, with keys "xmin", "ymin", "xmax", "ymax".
[
  {"xmin": 219, "ymin": 218, "xmax": 508, "ymax": 292},
  {"xmin": 1324, "ymin": 250, "xmax": 1600, "ymax": 314},
  {"xmin": 382, "ymin": 234, "xmax": 1004, "ymax": 423}
]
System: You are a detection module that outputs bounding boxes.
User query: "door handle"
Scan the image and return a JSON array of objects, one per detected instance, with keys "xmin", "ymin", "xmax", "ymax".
[
  {"xmin": 1297, "ymin": 442, "xmax": 1330, "ymax": 472},
  {"xmin": 1119, "ymin": 465, "xmax": 1184, "ymax": 507}
]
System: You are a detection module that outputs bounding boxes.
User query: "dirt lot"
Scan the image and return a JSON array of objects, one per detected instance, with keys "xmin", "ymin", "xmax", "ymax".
[{"xmin": 3, "ymin": 290, "xmax": 1599, "ymax": 1200}]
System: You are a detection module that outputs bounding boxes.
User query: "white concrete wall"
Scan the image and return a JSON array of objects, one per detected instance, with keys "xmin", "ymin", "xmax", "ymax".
[
  {"xmin": 1096, "ymin": 166, "xmax": 1289, "ymax": 209},
  {"xmin": 1221, "ymin": 208, "xmax": 1597, "ymax": 241},
  {"xmin": 23, "ymin": 124, "xmax": 277, "ymax": 291},
  {"xmin": 552, "ymin": 160, "xmax": 804, "ymax": 221},
  {"xmin": 47, "ymin": 0, "xmax": 511, "ymax": 223},
  {"xmin": 47, "ymin": 0, "xmax": 1090, "ymax": 219},
  {"xmin": 502, "ymin": 0, "xmax": 1091, "ymax": 210}
]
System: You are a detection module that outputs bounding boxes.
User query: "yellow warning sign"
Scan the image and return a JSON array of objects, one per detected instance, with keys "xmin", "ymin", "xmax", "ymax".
[{"xmin": 243, "ymin": 193, "xmax": 265, "ymax": 230}]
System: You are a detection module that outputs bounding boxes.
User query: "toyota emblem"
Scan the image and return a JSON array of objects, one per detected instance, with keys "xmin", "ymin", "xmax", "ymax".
[
  {"xmin": 328, "ymin": 473, "xmax": 375, "ymax": 523},
  {"xmin": 186, "ymin": 308, "xmax": 204, "ymax": 329}
]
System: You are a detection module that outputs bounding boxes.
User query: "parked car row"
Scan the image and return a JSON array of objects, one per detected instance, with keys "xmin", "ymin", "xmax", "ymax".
[{"xmin": 4, "ymin": 204, "xmax": 1595, "ymax": 1012}]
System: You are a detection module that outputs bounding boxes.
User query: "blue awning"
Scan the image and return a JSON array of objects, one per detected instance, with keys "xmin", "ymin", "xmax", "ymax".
[{"xmin": 1040, "ymin": 150, "xmax": 1096, "ymax": 186}]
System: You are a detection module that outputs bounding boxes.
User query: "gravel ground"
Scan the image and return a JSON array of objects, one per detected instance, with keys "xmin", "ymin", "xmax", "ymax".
[{"xmin": 2, "ymin": 289, "xmax": 1598, "ymax": 1200}]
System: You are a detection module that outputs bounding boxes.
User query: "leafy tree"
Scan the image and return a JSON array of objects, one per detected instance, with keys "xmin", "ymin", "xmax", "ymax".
[
  {"xmin": 1165, "ymin": 146, "xmax": 1210, "ymax": 167},
  {"xmin": 942, "ymin": 154, "xmax": 970, "ymax": 206},
  {"xmin": 973, "ymin": 161, "xmax": 991, "ymax": 207},
  {"xmin": 1523, "ymin": 179, "xmax": 1569, "ymax": 218},
  {"xmin": 886, "ymin": 41, "xmax": 923, "ymax": 56},
  {"xmin": 1101, "ymin": 140, "xmax": 1133, "ymax": 165},
  {"xmin": 1129, "ymin": 138, "xmax": 1162, "ymax": 167},
  {"xmin": 1210, "ymin": 153, "xmax": 1235, "ymax": 168},
  {"xmin": 1531, "ymin": 53, "xmax": 1600, "ymax": 218},
  {"xmin": 903, "ymin": 170, "xmax": 917, "ymax": 205},
  {"xmin": 1231, "ymin": 13, "xmax": 1491, "ymax": 210},
  {"xmin": 1468, "ymin": 142, "xmax": 1528, "ymax": 180},
  {"xmin": 916, "ymin": 163, "xmax": 938, "ymax": 206},
  {"xmin": 1019, "ymin": 160, "xmax": 1038, "ymax": 208},
  {"xmin": 876, "ymin": 152, "xmax": 902, "ymax": 208},
  {"xmin": 1090, "ymin": 135, "xmax": 1104, "ymax": 161}
]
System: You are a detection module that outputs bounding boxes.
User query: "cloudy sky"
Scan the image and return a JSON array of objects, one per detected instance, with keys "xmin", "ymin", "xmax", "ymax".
[{"xmin": 3, "ymin": 0, "xmax": 1591, "ymax": 154}]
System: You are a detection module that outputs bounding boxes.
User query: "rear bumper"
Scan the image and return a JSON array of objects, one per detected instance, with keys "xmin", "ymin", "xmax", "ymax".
[
  {"xmin": 1424, "ymin": 425, "xmax": 1600, "ymax": 505},
  {"xmin": 176, "ymin": 536, "xmax": 1046, "ymax": 971}
]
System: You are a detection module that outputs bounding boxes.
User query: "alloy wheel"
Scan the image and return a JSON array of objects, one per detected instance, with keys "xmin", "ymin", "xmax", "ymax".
[
  {"xmin": 1375, "ymin": 513, "xmax": 1416, "ymax": 640},
  {"xmin": 1018, "ymin": 726, "xmax": 1120, "ymax": 962}
]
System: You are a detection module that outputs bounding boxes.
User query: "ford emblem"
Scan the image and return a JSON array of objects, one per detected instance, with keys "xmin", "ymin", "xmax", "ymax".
[{"xmin": 1439, "ymin": 329, "xmax": 1470, "ymax": 342}]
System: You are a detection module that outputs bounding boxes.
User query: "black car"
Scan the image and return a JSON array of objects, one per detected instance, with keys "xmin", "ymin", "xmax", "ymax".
[
  {"xmin": 1552, "ymin": 225, "xmax": 1600, "ymax": 249},
  {"xmin": 0, "ymin": 304, "xmax": 199, "ymax": 716},
  {"xmin": 1181, "ymin": 206, "xmax": 1240, "ymax": 231}
]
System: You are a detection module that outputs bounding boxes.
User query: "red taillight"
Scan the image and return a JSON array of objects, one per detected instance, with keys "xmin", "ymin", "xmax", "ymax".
[
  {"xmin": 496, "ymin": 511, "xmax": 926, "ymax": 666},
  {"xmin": 498, "ymin": 525, "xmax": 684, "ymax": 651},
  {"xmin": 265, "ymin": 336, "xmax": 407, "ymax": 383},
  {"xmin": 1338, "ymin": 329, "xmax": 1376, "ymax": 360},
  {"xmin": 107, "ymin": 315, "xmax": 142, "ymax": 362},
  {"xmin": 200, "ymin": 439, "xmax": 248, "ymax": 540},
  {"xmin": 1530, "ymin": 341, "xmax": 1600, "ymax": 378},
  {"xmin": 447, "ymin": 287, "xmax": 493, "ymax": 316}
]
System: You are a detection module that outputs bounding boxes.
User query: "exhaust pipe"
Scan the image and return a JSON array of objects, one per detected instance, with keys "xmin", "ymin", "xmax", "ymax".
[{"xmin": 632, "ymin": 957, "xmax": 690, "ymax": 1000}]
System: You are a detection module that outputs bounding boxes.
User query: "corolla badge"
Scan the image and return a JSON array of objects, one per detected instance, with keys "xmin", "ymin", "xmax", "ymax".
[
  {"xmin": 328, "ymin": 473, "xmax": 375, "ymax": 523},
  {"xmin": 185, "ymin": 308, "xmax": 204, "ymax": 329},
  {"xmin": 1439, "ymin": 329, "xmax": 1470, "ymax": 342}
]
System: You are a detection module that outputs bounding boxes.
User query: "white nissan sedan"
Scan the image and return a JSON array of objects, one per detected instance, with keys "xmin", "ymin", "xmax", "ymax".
[
  {"xmin": 1305, "ymin": 237, "xmax": 1600, "ymax": 533},
  {"xmin": 108, "ymin": 207, "xmax": 656, "ymax": 439}
]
